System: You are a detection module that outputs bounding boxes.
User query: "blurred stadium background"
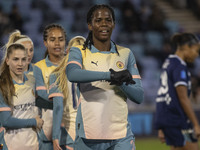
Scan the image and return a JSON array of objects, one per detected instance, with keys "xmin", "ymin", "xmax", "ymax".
[{"xmin": 0, "ymin": 0, "xmax": 200, "ymax": 149}]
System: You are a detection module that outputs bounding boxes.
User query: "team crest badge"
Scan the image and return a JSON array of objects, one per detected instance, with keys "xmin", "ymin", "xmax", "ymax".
[{"xmin": 116, "ymin": 61, "xmax": 124, "ymax": 69}]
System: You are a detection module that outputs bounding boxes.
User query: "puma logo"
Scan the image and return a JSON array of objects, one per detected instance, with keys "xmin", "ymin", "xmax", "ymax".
[{"xmin": 91, "ymin": 61, "xmax": 98, "ymax": 66}]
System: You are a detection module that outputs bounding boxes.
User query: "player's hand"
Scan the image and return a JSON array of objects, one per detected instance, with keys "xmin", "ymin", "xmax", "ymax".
[
  {"xmin": 158, "ymin": 129, "xmax": 165, "ymax": 143},
  {"xmin": 53, "ymin": 139, "xmax": 62, "ymax": 150},
  {"xmin": 35, "ymin": 116, "xmax": 44, "ymax": 130},
  {"xmin": 194, "ymin": 125, "xmax": 200, "ymax": 139},
  {"xmin": 109, "ymin": 69, "xmax": 135, "ymax": 86}
]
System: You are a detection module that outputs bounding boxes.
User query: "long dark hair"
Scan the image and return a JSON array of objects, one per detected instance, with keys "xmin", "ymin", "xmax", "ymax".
[{"xmin": 83, "ymin": 4, "xmax": 119, "ymax": 55}]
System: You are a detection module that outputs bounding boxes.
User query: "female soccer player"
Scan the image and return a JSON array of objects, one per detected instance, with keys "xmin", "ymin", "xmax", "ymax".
[
  {"xmin": 155, "ymin": 33, "xmax": 200, "ymax": 150},
  {"xmin": 48, "ymin": 36, "xmax": 86, "ymax": 150},
  {"xmin": 33, "ymin": 23, "xmax": 66, "ymax": 150},
  {"xmin": 66, "ymin": 4, "xmax": 144, "ymax": 150},
  {"xmin": 5, "ymin": 30, "xmax": 34, "ymax": 75},
  {"xmin": 0, "ymin": 43, "xmax": 43, "ymax": 150}
]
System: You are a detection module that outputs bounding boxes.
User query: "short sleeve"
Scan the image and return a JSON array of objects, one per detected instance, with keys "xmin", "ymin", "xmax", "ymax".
[{"xmin": 172, "ymin": 65, "xmax": 188, "ymax": 87}]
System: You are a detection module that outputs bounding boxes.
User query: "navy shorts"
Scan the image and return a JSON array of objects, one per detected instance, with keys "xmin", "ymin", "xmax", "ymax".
[{"xmin": 162, "ymin": 127, "xmax": 197, "ymax": 147}]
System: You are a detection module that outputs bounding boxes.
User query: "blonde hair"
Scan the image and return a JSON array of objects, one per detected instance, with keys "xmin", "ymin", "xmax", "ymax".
[
  {"xmin": 5, "ymin": 30, "xmax": 33, "ymax": 48},
  {"xmin": 66, "ymin": 36, "xmax": 86, "ymax": 54},
  {"xmin": 51, "ymin": 36, "xmax": 86, "ymax": 98},
  {"xmin": 0, "ymin": 30, "xmax": 30, "ymax": 106},
  {"xmin": 1, "ymin": 30, "xmax": 33, "ymax": 62}
]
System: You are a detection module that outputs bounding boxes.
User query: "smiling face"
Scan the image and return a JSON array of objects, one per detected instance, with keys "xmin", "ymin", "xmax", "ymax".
[
  {"xmin": 88, "ymin": 8, "xmax": 115, "ymax": 43},
  {"xmin": 6, "ymin": 49, "xmax": 27, "ymax": 78},
  {"xmin": 44, "ymin": 28, "xmax": 66, "ymax": 59}
]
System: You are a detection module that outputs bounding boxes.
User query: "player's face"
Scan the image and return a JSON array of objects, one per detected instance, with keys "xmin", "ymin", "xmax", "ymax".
[
  {"xmin": 6, "ymin": 49, "xmax": 27, "ymax": 78},
  {"xmin": 44, "ymin": 28, "xmax": 65, "ymax": 58},
  {"xmin": 185, "ymin": 44, "xmax": 200, "ymax": 63},
  {"xmin": 88, "ymin": 8, "xmax": 115, "ymax": 43},
  {"xmin": 21, "ymin": 40, "xmax": 34, "ymax": 64}
]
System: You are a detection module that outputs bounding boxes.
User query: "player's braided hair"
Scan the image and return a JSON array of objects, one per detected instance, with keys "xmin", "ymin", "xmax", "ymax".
[
  {"xmin": 43, "ymin": 23, "xmax": 66, "ymax": 41},
  {"xmin": 83, "ymin": 4, "xmax": 119, "ymax": 55},
  {"xmin": 43, "ymin": 23, "xmax": 67, "ymax": 57}
]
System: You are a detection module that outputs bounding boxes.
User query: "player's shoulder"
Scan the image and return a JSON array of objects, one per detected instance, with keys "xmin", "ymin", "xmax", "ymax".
[
  {"xmin": 116, "ymin": 45, "xmax": 133, "ymax": 57},
  {"xmin": 71, "ymin": 45, "xmax": 84, "ymax": 52},
  {"xmin": 25, "ymin": 73, "xmax": 35, "ymax": 86},
  {"xmin": 34, "ymin": 59, "xmax": 46, "ymax": 68},
  {"xmin": 116, "ymin": 44, "xmax": 130, "ymax": 52},
  {"xmin": 168, "ymin": 55, "xmax": 186, "ymax": 68}
]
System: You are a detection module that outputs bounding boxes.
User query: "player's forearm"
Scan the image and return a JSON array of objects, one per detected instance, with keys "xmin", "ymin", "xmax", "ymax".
[
  {"xmin": 1, "ymin": 111, "xmax": 36, "ymax": 129},
  {"xmin": 176, "ymin": 86, "xmax": 199, "ymax": 127},
  {"xmin": 66, "ymin": 64, "xmax": 110, "ymax": 82},
  {"xmin": 180, "ymin": 98, "xmax": 199, "ymax": 127},
  {"xmin": 120, "ymin": 79, "xmax": 144, "ymax": 104},
  {"xmin": 52, "ymin": 97, "xmax": 63, "ymax": 140}
]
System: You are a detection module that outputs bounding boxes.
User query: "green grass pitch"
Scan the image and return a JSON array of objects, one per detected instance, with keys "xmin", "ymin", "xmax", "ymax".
[
  {"xmin": 135, "ymin": 137, "xmax": 200, "ymax": 150},
  {"xmin": 135, "ymin": 137, "xmax": 170, "ymax": 150}
]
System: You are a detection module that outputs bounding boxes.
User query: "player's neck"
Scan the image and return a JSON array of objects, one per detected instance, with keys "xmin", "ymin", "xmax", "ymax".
[
  {"xmin": 175, "ymin": 51, "xmax": 185, "ymax": 61},
  {"xmin": 49, "ymin": 54, "xmax": 64, "ymax": 65},
  {"xmin": 93, "ymin": 40, "xmax": 111, "ymax": 51},
  {"xmin": 10, "ymin": 71, "xmax": 24, "ymax": 84}
]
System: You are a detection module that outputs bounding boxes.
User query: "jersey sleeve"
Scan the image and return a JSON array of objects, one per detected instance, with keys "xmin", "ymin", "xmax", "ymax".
[
  {"xmin": 33, "ymin": 65, "xmax": 53, "ymax": 109},
  {"xmin": 172, "ymin": 65, "xmax": 188, "ymax": 87},
  {"xmin": 49, "ymin": 74, "xmax": 64, "ymax": 140},
  {"xmin": 66, "ymin": 47, "xmax": 110, "ymax": 82},
  {"xmin": 33, "ymin": 65, "xmax": 49, "ymax": 100},
  {"xmin": 0, "ymin": 94, "xmax": 36, "ymax": 129},
  {"xmin": 120, "ymin": 51, "xmax": 144, "ymax": 104},
  {"xmin": 67, "ymin": 47, "xmax": 83, "ymax": 65}
]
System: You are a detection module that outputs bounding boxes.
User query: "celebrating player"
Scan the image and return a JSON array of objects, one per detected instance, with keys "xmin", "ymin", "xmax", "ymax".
[
  {"xmin": 34, "ymin": 23, "xmax": 66, "ymax": 150},
  {"xmin": 48, "ymin": 36, "xmax": 85, "ymax": 150},
  {"xmin": 0, "ymin": 43, "xmax": 43, "ymax": 150},
  {"xmin": 66, "ymin": 4, "xmax": 144, "ymax": 150}
]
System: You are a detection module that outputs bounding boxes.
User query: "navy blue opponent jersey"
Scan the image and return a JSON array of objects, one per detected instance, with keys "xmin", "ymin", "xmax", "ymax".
[{"xmin": 155, "ymin": 55, "xmax": 191, "ymax": 129}]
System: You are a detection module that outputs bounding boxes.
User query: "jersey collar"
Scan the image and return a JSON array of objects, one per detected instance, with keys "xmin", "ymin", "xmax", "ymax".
[
  {"xmin": 169, "ymin": 54, "xmax": 186, "ymax": 66},
  {"xmin": 45, "ymin": 55, "xmax": 58, "ymax": 67},
  {"xmin": 13, "ymin": 74, "xmax": 28, "ymax": 85},
  {"xmin": 90, "ymin": 41, "xmax": 117, "ymax": 53}
]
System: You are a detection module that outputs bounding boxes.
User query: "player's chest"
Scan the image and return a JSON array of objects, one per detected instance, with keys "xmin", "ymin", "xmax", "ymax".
[
  {"xmin": 82, "ymin": 53, "xmax": 128, "ymax": 71},
  {"xmin": 13, "ymin": 85, "xmax": 35, "ymax": 106},
  {"xmin": 42, "ymin": 66, "xmax": 57, "ymax": 84}
]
